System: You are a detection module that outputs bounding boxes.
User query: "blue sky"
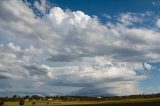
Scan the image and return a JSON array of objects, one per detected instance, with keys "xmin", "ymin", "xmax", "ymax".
[
  {"xmin": 52, "ymin": 0, "xmax": 159, "ymax": 15},
  {"xmin": 51, "ymin": 0, "xmax": 160, "ymax": 23},
  {"xmin": 0, "ymin": 0, "xmax": 160, "ymax": 96}
]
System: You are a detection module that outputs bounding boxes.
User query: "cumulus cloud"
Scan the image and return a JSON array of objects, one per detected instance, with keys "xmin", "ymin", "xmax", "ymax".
[{"xmin": 0, "ymin": 0, "xmax": 160, "ymax": 96}]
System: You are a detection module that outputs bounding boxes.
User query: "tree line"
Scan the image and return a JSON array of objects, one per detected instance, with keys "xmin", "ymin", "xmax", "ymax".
[{"xmin": 0, "ymin": 93, "xmax": 160, "ymax": 102}]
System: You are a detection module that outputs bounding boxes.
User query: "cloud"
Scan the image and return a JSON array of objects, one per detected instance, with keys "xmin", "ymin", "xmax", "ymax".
[
  {"xmin": 152, "ymin": 2, "xmax": 156, "ymax": 6},
  {"xmin": 118, "ymin": 13, "xmax": 143, "ymax": 26},
  {"xmin": 23, "ymin": 64, "xmax": 48, "ymax": 77},
  {"xmin": 0, "ymin": 73, "xmax": 11, "ymax": 79},
  {"xmin": 143, "ymin": 63, "xmax": 152, "ymax": 70},
  {"xmin": 156, "ymin": 18, "xmax": 160, "ymax": 28},
  {"xmin": 0, "ymin": 0, "xmax": 159, "ymax": 96}
]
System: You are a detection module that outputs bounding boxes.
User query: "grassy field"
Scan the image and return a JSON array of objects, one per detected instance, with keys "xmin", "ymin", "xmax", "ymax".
[{"xmin": 4, "ymin": 98, "xmax": 160, "ymax": 106}]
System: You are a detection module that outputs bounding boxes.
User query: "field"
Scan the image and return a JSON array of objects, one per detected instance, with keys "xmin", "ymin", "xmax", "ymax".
[{"xmin": 4, "ymin": 98, "xmax": 160, "ymax": 106}]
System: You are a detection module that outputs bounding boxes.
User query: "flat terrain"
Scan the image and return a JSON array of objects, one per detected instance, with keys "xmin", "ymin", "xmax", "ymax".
[{"xmin": 4, "ymin": 98, "xmax": 160, "ymax": 106}]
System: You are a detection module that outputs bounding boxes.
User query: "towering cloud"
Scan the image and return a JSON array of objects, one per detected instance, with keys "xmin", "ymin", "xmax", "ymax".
[{"xmin": 0, "ymin": 0, "xmax": 160, "ymax": 96}]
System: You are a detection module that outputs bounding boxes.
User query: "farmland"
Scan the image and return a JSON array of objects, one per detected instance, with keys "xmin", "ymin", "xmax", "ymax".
[{"xmin": 3, "ymin": 97, "xmax": 160, "ymax": 106}]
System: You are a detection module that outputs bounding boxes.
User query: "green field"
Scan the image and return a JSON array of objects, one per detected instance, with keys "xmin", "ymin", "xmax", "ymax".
[{"xmin": 3, "ymin": 98, "xmax": 160, "ymax": 106}]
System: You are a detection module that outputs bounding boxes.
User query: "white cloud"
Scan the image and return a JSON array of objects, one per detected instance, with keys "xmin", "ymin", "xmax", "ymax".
[
  {"xmin": 0, "ymin": 0, "xmax": 160, "ymax": 96},
  {"xmin": 118, "ymin": 13, "xmax": 143, "ymax": 26},
  {"xmin": 7, "ymin": 42, "xmax": 21, "ymax": 52},
  {"xmin": 143, "ymin": 63, "xmax": 152, "ymax": 70},
  {"xmin": 48, "ymin": 7, "xmax": 90, "ymax": 28},
  {"xmin": 34, "ymin": 0, "xmax": 46, "ymax": 14}
]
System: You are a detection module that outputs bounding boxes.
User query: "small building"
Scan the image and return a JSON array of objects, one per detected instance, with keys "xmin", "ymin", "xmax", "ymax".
[
  {"xmin": 24, "ymin": 99, "xmax": 29, "ymax": 102},
  {"xmin": 47, "ymin": 98, "xmax": 53, "ymax": 101},
  {"xmin": 97, "ymin": 96, "xmax": 102, "ymax": 99}
]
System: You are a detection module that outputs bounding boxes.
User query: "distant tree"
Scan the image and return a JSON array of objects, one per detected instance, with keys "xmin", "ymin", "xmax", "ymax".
[
  {"xmin": 12, "ymin": 95, "xmax": 19, "ymax": 101},
  {"xmin": 3, "ymin": 97, "xmax": 9, "ymax": 101},
  {"xmin": 24, "ymin": 95, "xmax": 30, "ymax": 99},
  {"xmin": 0, "ymin": 99, "xmax": 4, "ymax": 106},
  {"xmin": 31, "ymin": 95, "xmax": 42, "ymax": 100},
  {"xmin": 19, "ymin": 99, "xmax": 25, "ymax": 106}
]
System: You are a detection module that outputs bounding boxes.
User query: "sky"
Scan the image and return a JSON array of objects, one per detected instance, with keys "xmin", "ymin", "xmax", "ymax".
[{"xmin": 0, "ymin": 0, "xmax": 160, "ymax": 96}]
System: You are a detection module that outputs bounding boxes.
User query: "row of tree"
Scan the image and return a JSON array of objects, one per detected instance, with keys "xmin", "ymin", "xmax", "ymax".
[{"xmin": 0, "ymin": 93, "xmax": 160, "ymax": 102}]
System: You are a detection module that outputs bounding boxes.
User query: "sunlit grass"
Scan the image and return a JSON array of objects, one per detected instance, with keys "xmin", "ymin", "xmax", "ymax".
[{"xmin": 4, "ymin": 98, "xmax": 160, "ymax": 106}]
